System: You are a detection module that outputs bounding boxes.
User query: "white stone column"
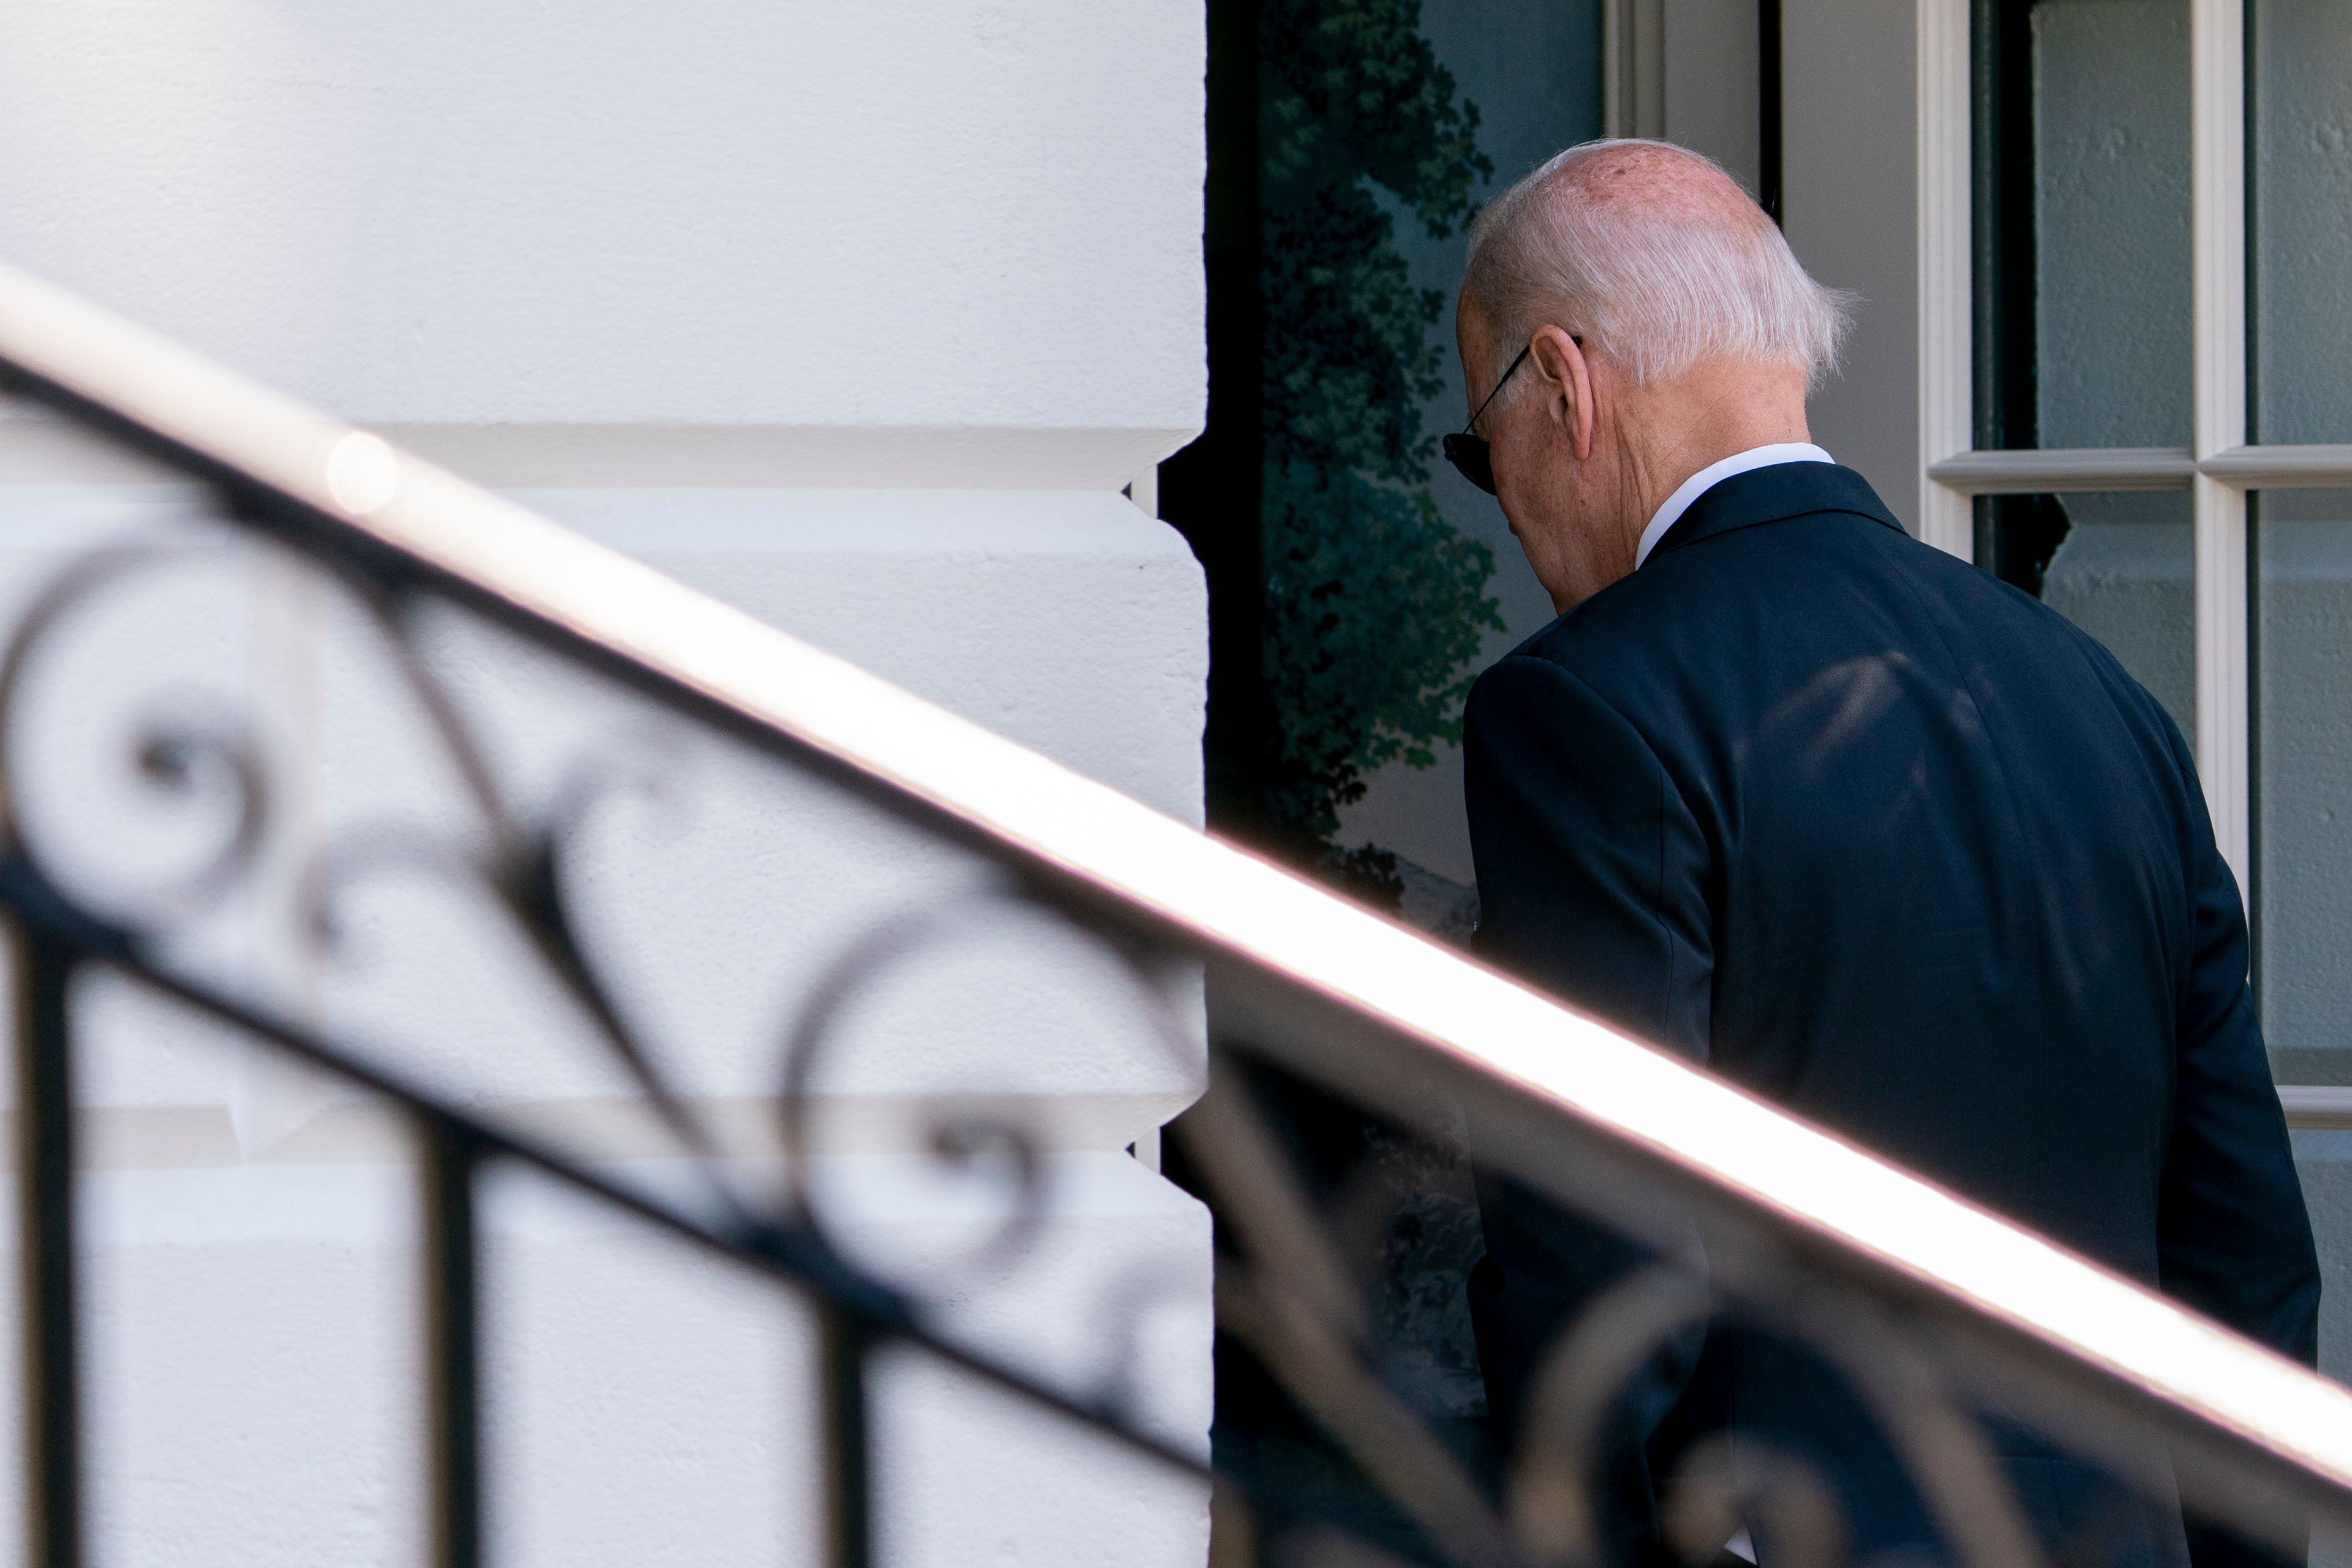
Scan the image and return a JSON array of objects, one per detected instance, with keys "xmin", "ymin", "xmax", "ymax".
[{"xmin": 0, "ymin": 3, "xmax": 1211, "ymax": 1562}]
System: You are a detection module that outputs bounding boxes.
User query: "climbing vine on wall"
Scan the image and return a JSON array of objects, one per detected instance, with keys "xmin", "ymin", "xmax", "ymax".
[{"xmin": 1259, "ymin": 0, "xmax": 1503, "ymax": 900}]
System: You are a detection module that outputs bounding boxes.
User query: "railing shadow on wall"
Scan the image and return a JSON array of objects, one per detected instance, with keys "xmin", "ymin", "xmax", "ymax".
[{"xmin": 0, "ymin": 260, "xmax": 2350, "ymax": 1568}]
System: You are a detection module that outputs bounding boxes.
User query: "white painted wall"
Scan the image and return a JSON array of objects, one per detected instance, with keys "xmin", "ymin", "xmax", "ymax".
[
  {"xmin": 0, "ymin": 1, "xmax": 1212, "ymax": 1562},
  {"xmin": 0, "ymin": 0, "xmax": 1205, "ymax": 482},
  {"xmin": 1781, "ymin": 0, "xmax": 1921, "ymax": 534}
]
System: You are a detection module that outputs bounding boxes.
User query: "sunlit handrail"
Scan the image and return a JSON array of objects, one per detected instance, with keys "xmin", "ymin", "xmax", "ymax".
[{"xmin": 4, "ymin": 260, "xmax": 2350, "ymax": 1529}]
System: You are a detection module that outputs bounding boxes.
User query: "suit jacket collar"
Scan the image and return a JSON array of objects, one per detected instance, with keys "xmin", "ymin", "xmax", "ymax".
[{"xmin": 1644, "ymin": 462, "xmax": 1906, "ymax": 564}]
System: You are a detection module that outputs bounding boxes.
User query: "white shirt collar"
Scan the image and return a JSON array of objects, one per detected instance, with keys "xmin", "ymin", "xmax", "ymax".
[{"xmin": 1634, "ymin": 442, "xmax": 1834, "ymax": 568}]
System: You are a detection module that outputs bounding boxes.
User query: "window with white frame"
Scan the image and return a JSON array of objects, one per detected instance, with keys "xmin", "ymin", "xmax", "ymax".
[{"xmin": 1917, "ymin": 0, "xmax": 2352, "ymax": 1090}]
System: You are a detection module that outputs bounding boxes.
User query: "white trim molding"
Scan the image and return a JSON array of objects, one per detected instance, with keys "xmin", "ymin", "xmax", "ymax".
[
  {"xmin": 2192, "ymin": 0, "xmax": 2250, "ymax": 886},
  {"xmin": 2280, "ymin": 1085, "xmax": 2352, "ymax": 1131},
  {"xmin": 1604, "ymin": 0, "xmax": 1665, "ymax": 140},
  {"xmin": 2199, "ymin": 445, "xmax": 2352, "ymax": 488},
  {"xmin": 2195, "ymin": 475, "xmax": 2250, "ymax": 884},
  {"xmin": 1926, "ymin": 448, "xmax": 2199, "ymax": 492},
  {"xmin": 1915, "ymin": 0, "xmax": 1973, "ymax": 559},
  {"xmin": 1128, "ymin": 465, "xmax": 1159, "ymax": 518}
]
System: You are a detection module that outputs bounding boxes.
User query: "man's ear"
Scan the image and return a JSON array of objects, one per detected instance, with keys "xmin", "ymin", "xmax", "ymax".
[{"xmin": 1528, "ymin": 324, "xmax": 1594, "ymax": 462}]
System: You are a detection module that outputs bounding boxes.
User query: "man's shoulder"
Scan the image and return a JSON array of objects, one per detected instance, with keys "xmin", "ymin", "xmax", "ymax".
[
  {"xmin": 1474, "ymin": 499, "xmax": 2127, "ymax": 735},
  {"xmin": 1467, "ymin": 575, "xmax": 1703, "ymax": 758},
  {"xmin": 1478, "ymin": 603, "xmax": 1633, "ymax": 710},
  {"xmin": 1489, "ymin": 502, "xmax": 1866, "ymax": 680},
  {"xmin": 1481, "ymin": 503, "xmax": 2192, "ymax": 777},
  {"xmin": 1507, "ymin": 486, "xmax": 2049, "ymax": 670}
]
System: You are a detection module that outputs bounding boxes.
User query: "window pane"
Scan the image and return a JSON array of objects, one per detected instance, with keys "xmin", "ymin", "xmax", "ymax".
[
  {"xmin": 2256, "ymin": 491, "xmax": 2352, "ymax": 1081},
  {"xmin": 1966, "ymin": 491, "xmax": 2201, "ymax": 747},
  {"xmin": 1977, "ymin": 489, "xmax": 2195, "ymax": 745},
  {"xmin": 2039, "ymin": 490, "xmax": 2195, "ymax": 739},
  {"xmin": 2250, "ymin": 1, "xmax": 2352, "ymax": 445},
  {"xmin": 1972, "ymin": 0, "xmax": 2193, "ymax": 451},
  {"xmin": 2034, "ymin": 1, "xmax": 2193, "ymax": 447}
]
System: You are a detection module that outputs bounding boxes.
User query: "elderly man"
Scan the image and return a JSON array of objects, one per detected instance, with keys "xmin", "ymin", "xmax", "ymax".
[{"xmin": 1449, "ymin": 141, "xmax": 2316, "ymax": 1568}]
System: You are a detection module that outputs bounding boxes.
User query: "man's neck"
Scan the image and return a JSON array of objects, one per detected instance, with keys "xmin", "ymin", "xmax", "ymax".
[{"xmin": 1610, "ymin": 362, "xmax": 1814, "ymax": 551}]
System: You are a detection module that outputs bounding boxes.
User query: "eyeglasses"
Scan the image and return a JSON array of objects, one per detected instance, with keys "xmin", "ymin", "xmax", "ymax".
[{"xmin": 1440, "ymin": 337, "xmax": 1576, "ymax": 496}]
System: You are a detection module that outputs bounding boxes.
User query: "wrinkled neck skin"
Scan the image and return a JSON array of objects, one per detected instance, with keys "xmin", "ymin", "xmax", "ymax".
[{"xmin": 1468, "ymin": 323, "xmax": 1814, "ymax": 614}]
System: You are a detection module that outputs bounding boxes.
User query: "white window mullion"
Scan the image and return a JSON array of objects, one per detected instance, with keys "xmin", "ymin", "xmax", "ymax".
[
  {"xmin": 2192, "ymin": 0, "xmax": 2250, "ymax": 888},
  {"xmin": 2194, "ymin": 478, "xmax": 2250, "ymax": 884},
  {"xmin": 1915, "ymin": 0, "xmax": 1973, "ymax": 559},
  {"xmin": 1603, "ymin": 0, "xmax": 1665, "ymax": 140}
]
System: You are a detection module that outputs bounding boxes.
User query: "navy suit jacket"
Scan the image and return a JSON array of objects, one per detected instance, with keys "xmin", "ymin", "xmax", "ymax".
[{"xmin": 1462, "ymin": 462, "xmax": 2318, "ymax": 1567}]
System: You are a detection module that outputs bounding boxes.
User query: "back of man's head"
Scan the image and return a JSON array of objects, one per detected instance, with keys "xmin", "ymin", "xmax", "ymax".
[{"xmin": 1462, "ymin": 139, "xmax": 1852, "ymax": 392}]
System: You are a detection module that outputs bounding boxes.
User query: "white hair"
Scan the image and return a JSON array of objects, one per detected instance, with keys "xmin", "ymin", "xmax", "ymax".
[{"xmin": 1462, "ymin": 138, "xmax": 1854, "ymax": 391}]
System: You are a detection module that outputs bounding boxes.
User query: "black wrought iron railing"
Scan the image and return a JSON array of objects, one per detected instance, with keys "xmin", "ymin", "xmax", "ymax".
[{"xmin": 0, "ymin": 259, "xmax": 2348, "ymax": 1568}]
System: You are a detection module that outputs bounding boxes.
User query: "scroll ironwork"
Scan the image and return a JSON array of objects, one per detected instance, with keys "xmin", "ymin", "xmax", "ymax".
[{"xmin": 0, "ymin": 262, "xmax": 2348, "ymax": 1568}]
